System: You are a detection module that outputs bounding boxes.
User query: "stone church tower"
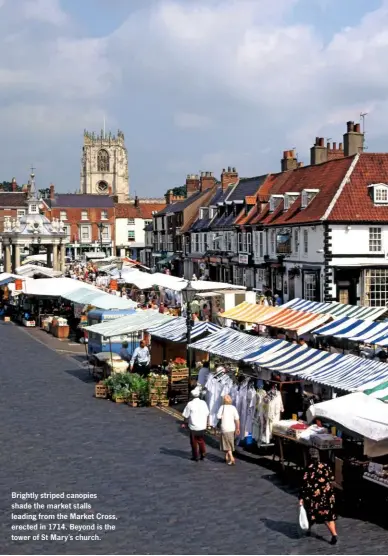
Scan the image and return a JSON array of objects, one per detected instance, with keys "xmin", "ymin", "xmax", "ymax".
[{"xmin": 80, "ymin": 129, "xmax": 129, "ymax": 202}]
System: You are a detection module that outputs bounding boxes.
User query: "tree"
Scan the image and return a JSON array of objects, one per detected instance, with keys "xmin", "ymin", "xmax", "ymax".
[{"xmin": 164, "ymin": 185, "xmax": 186, "ymax": 197}]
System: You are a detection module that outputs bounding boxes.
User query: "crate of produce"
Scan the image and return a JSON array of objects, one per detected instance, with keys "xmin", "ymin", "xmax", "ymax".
[
  {"xmin": 95, "ymin": 382, "xmax": 108, "ymax": 399},
  {"xmin": 149, "ymin": 397, "xmax": 169, "ymax": 407},
  {"xmin": 127, "ymin": 394, "xmax": 138, "ymax": 407}
]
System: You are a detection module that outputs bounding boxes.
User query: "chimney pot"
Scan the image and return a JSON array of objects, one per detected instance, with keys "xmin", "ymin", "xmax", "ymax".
[
  {"xmin": 228, "ymin": 166, "xmax": 231, "ymax": 172},
  {"xmin": 201, "ymin": 171, "xmax": 205, "ymax": 177},
  {"xmin": 49, "ymin": 184, "xmax": 55, "ymax": 199},
  {"xmin": 283, "ymin": 150, "xmax": 288, "ymax": 158},
  {"xmin": 332, "ymin": 142, "xmax": 336, "ymax": 150},
  {"xmin": 319, "ymin": 137, "xmax": 324, "ymax": 147},
  {"xmin": 298, "ymin": 162, "xmax": 304, "ymax": 168},
  {"xmin": 327, "ymin": 142, "xmax": 330, "ymax": 149},
  {"xmin": 187, "ymin": 174, "xmax": 190, "ymax": 179},
  {"xmin": 134, "ymin": 195, "xmax": 139, "ymax": 208},
  {"xmin": 347, "ymin": 121, "xmax": 354, "ymax": 132},
  {"xmin": 232, "ymin": 167, "xmax": 236, "ymax": 172},
  {"xmin": 315, "ymin": 137, "xmax": 320, "ymax": 145},
  {"xmin": 291, "ymin": 149, "xmax": 296, "ymax": 159},
  {"xmin": 354, "ymin": 123, "xmax": 361, "ymax": 133},
  {"xmin": 222, "ymin": 168, "xmax": 226, "ymax": 173},
  {"xmin": 339, "ymin": 142, "xmax": 343, "ymax": 150}
]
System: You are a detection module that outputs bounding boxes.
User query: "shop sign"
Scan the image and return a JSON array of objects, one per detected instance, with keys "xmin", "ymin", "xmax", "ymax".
[
  {"xmin": 238, "ymin": 254, "xmax": 249, "ymax": 264},
  {"xmin": 209, "ymin": 257, "xmax": 221, "ymax": 263}
]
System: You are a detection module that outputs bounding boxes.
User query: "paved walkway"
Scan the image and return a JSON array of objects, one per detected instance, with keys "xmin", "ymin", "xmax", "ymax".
[{"xmin": 0, "ymin": 322, "xmax": 386, "ymax": 554}]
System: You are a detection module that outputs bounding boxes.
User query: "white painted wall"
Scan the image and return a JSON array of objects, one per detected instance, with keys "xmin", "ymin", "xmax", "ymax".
[
  {"xmin": 330, "ymin": 224, "xmax": 388, "ymax": 266},
  {"xmin": 115, "ymin": 217, "xmax": 150, "ymax": 248}
]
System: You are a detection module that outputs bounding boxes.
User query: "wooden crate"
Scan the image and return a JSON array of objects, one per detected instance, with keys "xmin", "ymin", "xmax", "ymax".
[
  {"xmin": 95, "ymin": 383, "xmax": 108, "ymax": 399},
  {"xmin": 127, "ymin": 400, "xmax": 138, "ymax": 407},
  {"xmin": 149, "ymin": 398, "xmax": 169, "ymax": 407},
  {"xmin": 149, "ymin": 387, "xmax": 168, "ymax": 394}
]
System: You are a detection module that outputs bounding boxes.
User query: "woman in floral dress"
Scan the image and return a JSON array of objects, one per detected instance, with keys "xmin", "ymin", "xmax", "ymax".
[{"xmin": 299, "ymin": 448, "xmax": 338, "ymax": 545}]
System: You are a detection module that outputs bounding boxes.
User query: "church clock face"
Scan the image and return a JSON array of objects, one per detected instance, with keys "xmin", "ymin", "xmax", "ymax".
[{"xmin": 97, "ymin": 181, "xmax": 109, "ymax": 194}]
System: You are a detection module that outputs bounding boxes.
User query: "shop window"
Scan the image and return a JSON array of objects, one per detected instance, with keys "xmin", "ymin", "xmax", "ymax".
[
  {"xmin": 369, "ymin": 227, "xmax": 382, "ymax": 252},
  {"xmin": 363, "ymin": 268, "xmax": 388, "ymax": 307},
  {"xmin": 304, "ymin": 273, "xmax": 317, "ymax": 301}
]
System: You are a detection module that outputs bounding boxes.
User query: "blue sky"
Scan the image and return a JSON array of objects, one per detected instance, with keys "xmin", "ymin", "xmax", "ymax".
[{"xmin": 0, "ymin": 0, "xmax": 387, "ymax": 196}]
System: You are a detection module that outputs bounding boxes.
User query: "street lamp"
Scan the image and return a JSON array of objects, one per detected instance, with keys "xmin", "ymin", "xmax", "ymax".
[
  {"xmin": 97, "ymin": 222, "xmax": 104, "ymax": 254},
  {"xmin": 181, "ymin": 281, "xmax": 197, "ymax": 396}
]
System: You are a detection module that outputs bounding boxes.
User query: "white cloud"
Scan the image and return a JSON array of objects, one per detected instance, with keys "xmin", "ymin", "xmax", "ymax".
[
  {"xmin": 2, "ymin": 0, "xmax": 388, "ymax": 193},
  {"xmin": 22, "ymin": 0, "xmax": 68, "ymax": 26},
  {"xmin": 173, "ymin": 112, "xmax": 212, "ymax": 129}
]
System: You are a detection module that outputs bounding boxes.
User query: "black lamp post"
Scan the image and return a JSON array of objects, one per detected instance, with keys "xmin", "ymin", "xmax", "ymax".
[
  {"xmin": 181, "ymin": 281, "xmax": 197, "ymax": 396},
  {"xmin": 97, "ymin": 222, "xmax": 104, "ymax": 254}
]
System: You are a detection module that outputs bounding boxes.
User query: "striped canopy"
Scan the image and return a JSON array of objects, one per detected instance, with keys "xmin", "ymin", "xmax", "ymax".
[
  {"xmin": 283, "ymin": 298, "xmax": 387, "ymax": 320},
  {"xmin": 362, "ymin": 379, "xmax": 388, "ymax": 402},
  {"xmin": 257, "ymin": 308, "xmax": 332, "ymax": 336},
  {"xmin": 188, "ymin": 328, "xmax": 286, "ymax": 361},
  {"xmin": 242, "ymin": 343, "xmax": 388, "ymax": 392},
  {"xmin": 221, "ymin": 301, "xmax": 332, "ymax": 335},
  {"xmin": 313, "ymin": 317, "xmax": 388, "ymax": 346},
  {"xmin": 220, "ymin": 302, "xmax": 277, "ymax": 323},
  {"xmin": 148, "ymin": 318, "xmax": 220, "ymax": 342}
]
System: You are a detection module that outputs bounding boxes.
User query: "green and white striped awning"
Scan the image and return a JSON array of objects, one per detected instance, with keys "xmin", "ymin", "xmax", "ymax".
[{"xmin": 363, "ymin": 379, "xmax": 388, "ymax": 402}]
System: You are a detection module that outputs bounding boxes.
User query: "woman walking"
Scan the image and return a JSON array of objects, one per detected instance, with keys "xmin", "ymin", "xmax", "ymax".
[
  {"xmin": 299, "ymin": 448, "xmax": 338, "ymax": 545},
  {"xmin": 217, "ymin": 395, "xmax": 240, "ymax": 465}
]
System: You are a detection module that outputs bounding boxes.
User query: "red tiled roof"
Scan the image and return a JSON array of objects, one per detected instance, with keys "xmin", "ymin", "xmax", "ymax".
[
  {"xmin": 328, "ymin": 153, "xmax": 388, "ymax": 221},
  {"xmin": 0, "ymin": 193, "xmax": 27, "ymax": 207},
  {"xmin": 258, "ymin": 156, "xmax": 355, "ymax": 226},
  {"xmin": 115, "ymin": 203, "xmax": 166, "ymax": 219},
  {"xmin": 236, "ymin": 204, "xmax": 258, "ymax": 226}
]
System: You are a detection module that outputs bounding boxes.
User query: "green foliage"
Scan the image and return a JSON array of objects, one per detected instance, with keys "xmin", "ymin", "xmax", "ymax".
[
  {"xmin": 103, "ymin": 373, "xmax": 149, "ymax": 405},
  {"xmin": 164, "ymin": 185, "xmax": 186, "ymax": 197}
]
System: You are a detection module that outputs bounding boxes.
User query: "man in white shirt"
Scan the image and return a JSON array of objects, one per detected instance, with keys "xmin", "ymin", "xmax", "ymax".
[
  {"xmin": 182, "ymin": 387, "xmax": 210, "ymax": 461},
  {"xmin": 130, "ymin": 340, "xmax": 151, "ymax": 376}
]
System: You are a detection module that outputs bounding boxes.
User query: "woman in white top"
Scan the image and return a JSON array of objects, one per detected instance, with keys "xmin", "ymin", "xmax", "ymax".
[{"xmin": 217, "ymin": 395, "xmax": 240, "ymax": 465}]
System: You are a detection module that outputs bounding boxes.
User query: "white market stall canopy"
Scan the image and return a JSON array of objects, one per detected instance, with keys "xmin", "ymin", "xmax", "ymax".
[
  {"xmin": 110, "ymin": 268, "xmax": 246, "ymax": 293},
  {"xmin": 8, "ymin": 277, "xmax": 137, "ymax": 310},
  {"xmin": 313, "ymin": 316, "xmax": 388, "ymax": 347},
  {"xmin": 148, "ymin": 318, "xmax": 221, "ymax": 342},
  {"xmin": 15, "ymin": 264, "xmax": 63, "ymax": 278},
  {"xmin": 84, "ymin": 311, "xmax": 172, "ymax": 338},
  {"xmin": 188, "ymin": 328, "xmax": 286, "ymax": 361},
  {"xmin": 307, "ymin": 393, "xmax": 388, "ymax": 443},
  {"xmin": 283, "ymin": 297, "xmax": 387, "ymax": 320}
]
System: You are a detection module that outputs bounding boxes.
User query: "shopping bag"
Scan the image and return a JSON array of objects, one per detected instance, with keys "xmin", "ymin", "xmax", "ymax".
[{"xmin": 298, "ymin": 505, "xmax": 309, "ymax": 531}]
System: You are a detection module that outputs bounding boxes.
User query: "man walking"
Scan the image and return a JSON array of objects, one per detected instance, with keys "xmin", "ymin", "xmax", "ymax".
[
  {"xmin": 182, "ymin": 387, "xmax": 209, "ymax": 461},
  {"xmin": 130, "ymin": 340, "xmax": 151, "ymax": 376}
]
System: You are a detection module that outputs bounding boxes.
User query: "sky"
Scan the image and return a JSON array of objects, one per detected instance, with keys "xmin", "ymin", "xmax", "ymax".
[{"xmin": 1, "ymin": 0, "xmax": 388, "ymax": 196}]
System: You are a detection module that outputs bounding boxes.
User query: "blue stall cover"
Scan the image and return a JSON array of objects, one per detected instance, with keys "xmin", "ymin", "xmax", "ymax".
[
  {"xmin": 313, "ymin": 316, "xmax": 388, "ymax": 347},
  {"xmin": 282, "ymin": 298, "xmax": 387, "ymax": 320}
]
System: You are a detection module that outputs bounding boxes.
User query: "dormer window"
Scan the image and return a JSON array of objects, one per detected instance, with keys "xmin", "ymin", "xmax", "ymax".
[
  {"xmin": 301, "ymin": 189, "xmax": 319, "ymax": 208},
  {"xmin": 199, "ymin": 207, "xmax": 209, "ymax": 220},
  {"xmin": 29, "ymin": 203, "xmax": 38, "ymax": 214},
  {"xmin": 269, "ymin": 195, "xmax": 284, "ymax": 212},
  {"xmin": 368, "ymin": 183, "xmax": 388, "ymax": 204},
  {"xmin": 284, "ymin": 192, "xmax": 299, "ymax": 211}
]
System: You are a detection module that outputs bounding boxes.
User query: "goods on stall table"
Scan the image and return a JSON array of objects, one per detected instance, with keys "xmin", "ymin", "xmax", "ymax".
[{"xmin": 148, "ymin": 373, "xmax": 169, "ymax": 406}]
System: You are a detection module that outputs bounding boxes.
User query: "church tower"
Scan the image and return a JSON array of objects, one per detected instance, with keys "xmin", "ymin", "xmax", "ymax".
[{"xmin": 80, "ymin": 129, "xmax": 129, "ymax": 202}]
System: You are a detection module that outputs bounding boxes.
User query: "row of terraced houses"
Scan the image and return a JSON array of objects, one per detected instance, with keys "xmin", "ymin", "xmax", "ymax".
[{"xmin": 145, "ymin": 121, "xmax": 388, "ymax": 307}]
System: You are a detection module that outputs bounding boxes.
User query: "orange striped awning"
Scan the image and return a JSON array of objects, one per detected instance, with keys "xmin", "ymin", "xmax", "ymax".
[
  {"xmin": 258, "ymin": 307, "xmax": 332, "ymax": 335},
  {"xmin": 220, "ymin": 302, "xmax": 278, "ymax": 323}
]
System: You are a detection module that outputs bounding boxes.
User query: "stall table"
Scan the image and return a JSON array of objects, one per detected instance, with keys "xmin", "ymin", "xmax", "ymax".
[{"xmin": 273, "ymin": 432, "xmax": 342, "ymax": 472}]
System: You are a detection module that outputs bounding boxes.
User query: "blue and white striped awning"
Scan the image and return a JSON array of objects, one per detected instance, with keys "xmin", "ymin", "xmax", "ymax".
[
  {"xmin": 313, "ymin": 317, "xmax": 388, "ymax": 346},
  {"xmin": 148, "ymin": 318, "xmax": 221, "ymax": 342},
  {"xmin": 283, "ymin": 298, "xmax": 387, "ymax": 320},
  {"xmin": 188, "ymin": 328, "xmax": 286, "ymax": 361}
]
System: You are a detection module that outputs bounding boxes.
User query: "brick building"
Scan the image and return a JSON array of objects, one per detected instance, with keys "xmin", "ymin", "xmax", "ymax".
[{"xmin": 44, "ymin": 185, "xmax": 115, "ymax": 258}]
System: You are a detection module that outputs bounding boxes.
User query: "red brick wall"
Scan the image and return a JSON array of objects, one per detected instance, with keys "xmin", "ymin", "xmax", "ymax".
[{"xmin": 44, "ymin": 207, "xmax": 115, "ymax": 244}]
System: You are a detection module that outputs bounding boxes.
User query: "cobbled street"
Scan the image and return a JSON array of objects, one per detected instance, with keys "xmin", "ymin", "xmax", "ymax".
[{"xmin": 0, "ymin": 321, "xmax": 386, "ymax": 555}]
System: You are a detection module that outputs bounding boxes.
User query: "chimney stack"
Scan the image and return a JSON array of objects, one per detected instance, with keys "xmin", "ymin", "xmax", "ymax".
[
  {"xmin": 134, "ymin": 195, "xmax": 139, "ymax": 208},
  {"xmin": 310, "ymin": 136, "xmax": 327, "ymax": 165},
  {"xmin": 12, "ymin": 178, "xmax": 18, "ymax": 192},
  {"xmin": 221, "ymin": 167, "xmax": 238, "ymax": 191},
  {"xmin": 186, "ymin": 174, "xmax": 200, "ymax": 197},
  {"xmin": 200, "ymin": 171, "xmax": 216, "ymax": 191},
  {"xmin": 49, "ymin": 183, "xmax": 55, "ymax": 199},
  {"xmin": 281, "ymin": 149, "xmax": 298, "ymax": 172},
  {"xmin": 343, "ymin": 121, "xmax": 364, "ymax": 156}
]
